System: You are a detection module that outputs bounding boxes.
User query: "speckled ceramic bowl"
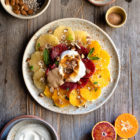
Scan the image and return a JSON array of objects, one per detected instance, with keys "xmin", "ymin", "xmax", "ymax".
[
  {"xmin": 88, "ymin": 0, "xmax": 116, "ymax": 6},
  {"xmin": 22, "ymin": 18, "xmax": 120, "ymax": 115},
  {"xmin": 0, "ymin": 115, "xmax": 58, "ymax": 140},
  {"xmin": 0, "ymin": 0, "xmax": 51, "ymax": 19}
]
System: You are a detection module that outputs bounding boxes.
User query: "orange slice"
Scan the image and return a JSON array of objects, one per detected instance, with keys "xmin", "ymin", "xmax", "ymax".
[
  {"xmin": 80, "ymin": 81, "xmax": 101, "ymax": 101},
  {"xmin": 115, "ymin": 113, "xmax": 139, "ymax": 138},
  {"xmin": 69, "ymin": 89, "xmax": 86, "ymax": 107},
  {"xmin": 52, "ymin": 88, "xmax": 70, "ymax": 107},
  {"xmin": 92, "ymin": 121, "xmax": 117, "ymax": 140},
  {"xmin": 87, "ymin": 41, "xmax": 101, "ymax": 56},
  {"xmin": 92, "ymin": 49, "xmax": 110, "ymax": 70},
  {"xmin": 90, "ymin": 68, "xmax": 111, "ymax": 88},
  {"xmin": 44, "ymin": 86, "xmax": 52, "ymax": 98}
]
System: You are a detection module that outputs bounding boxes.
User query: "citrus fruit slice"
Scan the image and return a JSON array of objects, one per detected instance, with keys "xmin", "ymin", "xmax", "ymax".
[
  {"xmin": 44, "ymin": 86, "xmax": 52, "ymax": 98},
  {"xmin": 87, "ymin": 41, "xmax": 102, "ymax": 56},
  {"xmin": 29, "ymin": 51, "xmax": 45, "ymax": 72},
  {"xmin": 80, "ymin": 81, "xmax": 101, "ymax": 101},
  {"xmin": 33, "ymin": 68, "xmax": 46, "ymax": 90},
  {"xmin": 74, "ymin": 30, "xmax": 89, "ymax": 45},
  {"xmin": 51, "ymin": 44, "xmax": 68, "ymax": 60},
  {"xmin": 52, "ymin": 88, "xmax": 70, "ymax": 107},
  {"xmin": 69, "ymin": 89, "xmax": 86, "ymax": 107},
  {"xmin": 90, "ymin": 68, "xmax": 111, "ymax": 88},
  {"xmin": 115, "ymin": 113, "xmax": 139, "ymax": 138},
  {"xmin": 54, "ymin": 26, "xmax": 75, "ymax": 43},
  {"xmin": 36, "ymin": 34, "xmax": 59, "ymax": 50},
  {"xmin": 92, "ymin": 121, "xmax": 117, "ymax": 140},
  {"xmin": 92, "ymin": 49, "xmax": 110, "ymax": 70}
]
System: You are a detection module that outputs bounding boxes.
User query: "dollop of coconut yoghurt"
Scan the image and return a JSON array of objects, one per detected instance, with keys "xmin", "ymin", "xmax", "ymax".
[
  {"xmin": 14, "ymin": 124, "xmax": 52, "ymax": 140},
  {"xmin": 59, "ymin": 50, "xmax": 86, "ymax": 82}
]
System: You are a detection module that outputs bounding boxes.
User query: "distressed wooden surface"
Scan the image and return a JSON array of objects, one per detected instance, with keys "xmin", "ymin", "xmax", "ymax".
[{"xmin": 0, "ymin": 0, "xmax": 140, "ymax": 139}]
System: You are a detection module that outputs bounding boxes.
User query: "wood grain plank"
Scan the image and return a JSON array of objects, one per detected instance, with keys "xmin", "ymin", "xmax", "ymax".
[{"xmin": 0, "ymin": 5, "xmax": 27, "ymax": 130}]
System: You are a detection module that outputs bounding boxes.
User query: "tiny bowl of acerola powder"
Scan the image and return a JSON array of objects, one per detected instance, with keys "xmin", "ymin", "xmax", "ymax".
[
  {"xmin": 106, "ymin": 6, "xmax": 127, "ymax": 28},
  {"xmin": 6, "ymin": 115, "xmax": 58, "ymax": 140}
]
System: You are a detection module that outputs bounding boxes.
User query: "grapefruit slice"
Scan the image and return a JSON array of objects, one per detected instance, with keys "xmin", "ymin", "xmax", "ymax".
[
  {"xmin": 115, "ymin": 113, "xmax": 139, "ymax": 139},
  {"xmin": 92, "ymin": 121, "xmax": 117, "ymax": 140}
]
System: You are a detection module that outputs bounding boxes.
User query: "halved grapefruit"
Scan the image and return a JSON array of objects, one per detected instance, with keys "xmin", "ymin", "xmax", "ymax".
[{"xmin": 92, "ymin": 121, "xmax": 117, "ymax": 140}]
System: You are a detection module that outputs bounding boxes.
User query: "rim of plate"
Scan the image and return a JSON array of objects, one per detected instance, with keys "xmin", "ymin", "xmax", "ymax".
[
  {"xmin": 22, "ymin": 18, "xmax": 120, "ymax": 115},
  {"xmin": 0, "ymin": 0, "xmax": 51, "ymax": 19},
  {"xmin": 0, "ymin": 115, "xmax": 59, "ymax": 140},
  {"xmin": 88, "ymin": 0, "xmax": 116, "ymax": 6}
]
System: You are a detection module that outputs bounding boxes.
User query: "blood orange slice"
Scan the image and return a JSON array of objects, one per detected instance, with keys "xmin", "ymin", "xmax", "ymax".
[{"xmin": 92, "ymin": 121, "xmax": 117, "ymax": 140}]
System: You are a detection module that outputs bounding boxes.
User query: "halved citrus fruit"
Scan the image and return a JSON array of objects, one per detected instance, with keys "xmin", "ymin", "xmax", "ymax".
[
  {"xmin": 92, "ymin": 121, "xmax": 117, "ymax": 140},
  {"xmin": 115, "ymin": 113, "xmax": 139, "ymax": 138}
]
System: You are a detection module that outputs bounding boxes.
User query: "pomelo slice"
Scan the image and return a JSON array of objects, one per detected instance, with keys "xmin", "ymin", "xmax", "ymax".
[
  {"xmin": 115, "ymin": 113, "xmax": 139, "ymax": 138},
  {"xmin": 92, "ymin": 121, "xmax": 117, "ymax": 140}
]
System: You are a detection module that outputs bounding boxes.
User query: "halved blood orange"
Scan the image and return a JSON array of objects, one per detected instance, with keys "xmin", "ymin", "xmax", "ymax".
[
  {"xmin": 115, "ymin": 113, "xmax": 139, "ymax": 138},
  {"xmin": 92, "ymin": 121, "xmax": 117, "ymax": 140}
]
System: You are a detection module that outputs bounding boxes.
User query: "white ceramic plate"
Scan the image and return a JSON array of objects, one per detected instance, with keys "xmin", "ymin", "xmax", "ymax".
[
  {"xmin": 88, "ymin": 0, "xmax": 116, "ymax": 6},
  {"xmin": 22, "ymin": 18, "xmax": 120, "ymax": 115},
  {"xmin": 0, "ymin": 0, "xmax": 51, "ymax": 19}
]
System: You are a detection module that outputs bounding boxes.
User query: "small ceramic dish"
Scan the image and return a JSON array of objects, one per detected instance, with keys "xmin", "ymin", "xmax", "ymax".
[
  {"xmin": 0, "ymin": 115, "xmax": 58, "ymax": 140},
  {"xmin": 0, "ymin": 0, "xmax": 51, "ymax": 19},
  {"xmin": 106, "ymin": 6, "xmax": 127, "ymax": 28},
  {"xmin": 88, "ymin": 0, "xmax": 116, "ymax": 6}
]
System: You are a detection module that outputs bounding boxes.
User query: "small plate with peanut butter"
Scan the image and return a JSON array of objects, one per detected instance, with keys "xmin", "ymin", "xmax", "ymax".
[
  {"xmin": 0, "ymin": 0, "xmax": 51, "ymax": 19},
  {"xmin": 22, "ymin": 18, "xmax": 120, "ymax": 115}
]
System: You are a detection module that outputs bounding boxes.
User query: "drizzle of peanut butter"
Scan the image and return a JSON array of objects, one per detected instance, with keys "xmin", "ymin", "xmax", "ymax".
[{"xmin": 47, "ymin": 68, "xmax": 64, "ymax": 88}]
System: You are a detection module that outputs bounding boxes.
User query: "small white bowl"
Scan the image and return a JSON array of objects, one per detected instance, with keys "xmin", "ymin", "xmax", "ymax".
[
  {"xmin": 88, "ymin": 0, "xmax": 116, "ymax": 6},
  {"xmin": 0, "ymin": 0, "xmax": 51, "ymax": 19}
]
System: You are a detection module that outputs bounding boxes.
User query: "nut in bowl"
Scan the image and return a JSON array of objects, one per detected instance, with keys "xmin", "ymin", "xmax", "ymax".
[{"xmin": 0, "ymin": 0, "xmax": 51, "ymax": 19}]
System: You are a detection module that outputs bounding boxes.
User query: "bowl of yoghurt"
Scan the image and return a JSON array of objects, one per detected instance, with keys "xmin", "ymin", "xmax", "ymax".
[{"xmin": 6, "ymin": 115, "xmax": 58, "ymax": 140}]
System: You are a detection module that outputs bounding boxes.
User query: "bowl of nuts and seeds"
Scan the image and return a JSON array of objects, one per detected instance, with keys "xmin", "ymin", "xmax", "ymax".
[{"xmin": 1, "ymin": 0, "xmax": 51, "ymax": 19}]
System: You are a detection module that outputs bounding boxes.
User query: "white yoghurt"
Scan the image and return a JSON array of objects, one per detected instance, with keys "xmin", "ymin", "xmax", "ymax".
[
  {"xmin": 14, "ymin": 124, "xmax": 52, "ymax": 140},
  {"xmin": 59, "ymin": 50, "xmax": 86, "ymax": 82}
]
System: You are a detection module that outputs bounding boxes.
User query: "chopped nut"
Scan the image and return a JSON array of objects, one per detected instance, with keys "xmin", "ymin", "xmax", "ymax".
[
  {"xmin": 13, "ymin": 9, "xmax": 20, "ymax": 14},
  {"xmin": 56, "ymin": 56, "xmax": 60, "ymax": 61},
  {"xmin": 5, "ymin": 0, "xmax": 10, "ymax": 5},
  {"xmin": 23, "ymin": 4, "xmax": 29, "ymax": 11},
  {"xmin": 50, "ymin": 87, "xmax": 54, "ymax": 93},
  {"xmin": 81, "ymin": 54, "xmax": 85, "ymax": 59},
  {"xmin": 15, "ymin": 0, "xmax": 19, "ymax": 4},
  {"xmin": 11, "ymin": 0, "xmax": 15, "ymax": 6},
  {"xmin": 78, "ymin": 81, "xmax": 82, "ymax": 85},
  {"xmin": 88, "ymin": 87, "xmax": 91, "ymax": 90},
  {"xmin": 64, "ymin": 29, "xmax": 68, "ymax": 33},
  {"xmin": 77, "ymin": 96, "xmax": 81, "ymax": 99},
  {"xmin": 26, "ymin": 58, "xmax": 31, "ymax": 62},
  {"xmin": 47, "ymin": 29, "xmax": 53, "ymax": 34},
  {"xmin": 57, "ymin": 92, "xmax": 60, "ymax": 96},
  {"xmin": 39, "ymin": 93, "xmax": 44, "ymax": 97},
  {"xmin": 86, "ymin": 68, "xmax": 91, "ymax": 74},
  {"xmin": 13, "ymin": 5, "xmax": 20, "ymax": 10},
  {"xmin": 75, "ymin": 43, "xmax": 81, "ymax": 49},
  {"xmin": 27, "ymin": 9, "xmax": 33, "ymax": 15},
  {"xmin": 19, "ymin": 0, "xmax": 23, "ymax": 5},
  {"xmin": 21, "ymin": 10, "xmax": 27, "ymax": 16},
  {"xmin": 71, "ymin": 47, "xmax": 76, "ymax": 50}
]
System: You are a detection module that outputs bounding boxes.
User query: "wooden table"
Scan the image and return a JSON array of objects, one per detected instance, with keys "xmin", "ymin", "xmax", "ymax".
[{"xmin": 0, "ymin": 0, "xmax": 139, "ymax": 139}]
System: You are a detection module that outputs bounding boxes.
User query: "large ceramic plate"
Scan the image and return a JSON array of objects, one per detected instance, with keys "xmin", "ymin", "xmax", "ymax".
[{"xmin": 22, "ymin": 18, "xmax": 120, "ymax": 115}]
